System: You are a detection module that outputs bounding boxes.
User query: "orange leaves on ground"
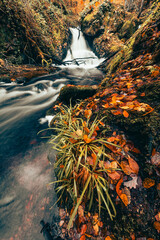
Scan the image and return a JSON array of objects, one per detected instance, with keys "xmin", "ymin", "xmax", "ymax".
[
  {"xmin": 102, "ymin": 103, "xmax": 109, "ymax": 109},
  {"xmin": 78, "ymin": 205, "xmax": 84, "ymax": 218},
  {"xmin": 69, "ymin": 138, "xmax": 77, "ymax": 144},
  {"xmin": 120, "ymin": 193, "xmax": 129, "ymax": 206},
  {"xmin": 151, "ymin": 70, "xmax": 160, "ymax": 77},
  {"xmin": 87, "ymin": 153, "xmax": 97, "ymax": 166},
  {"xmin": 143, "ymin": 178, "xmax": 155, "ymax": 188},
  {"xmin": 108, "ymin": 171, "xmax": 121, "ymax": 180},
  {"xmin": 107, "ymin": 136, "xmax": 119, "ymax": 142},
  {"xmin": 99, "ymin": 121, "xmax": 105, "ymax": 126},
  {"xmin": 116, "ymin": 178, "xmax": 123, "ymax": 196},
  {"xmin": 92, "ymin": 213, "xmax": 103, "ymax": 236},
  {"xmin": 153, "ymin": 221, "xmax": 160, "ymax": 231},
  {"xmin": 121, "ymin": 161, "xmax": 132, "ymax": 175},
  {"xmin": 105, "ymin": 237, "xmax": 112, "ymax": 240},
  {"xmin": 84, "ymin": 109, "xmax": 92, "ymax": 119},
  {"xmin": 95, "ymin": 1, "xmax": 100, "ymax": 8},
  {"xmin": 155, "ymin": 212, "xmax": 160, "ymax": 222},
  {"xmin": 111, "ymin": 109, "xmax": 122, "ymax": 115},
  {"xmin": 80, "ymin": 224, "xmax": 87, "ymax": 240},
  {"xmin": 157, "ymin": 183, "xmax": 160, "ymax": 190},
  {"xmin": 60, "ymin": 164, "xmax": 64, "ymax": 169},
  {"xmin": 123, "ymin": 110, "xmax": 129, "ymax": 118},
  {"xmin": 83, "ymin": 135, "xmax": 93, "ymax": 143},
  {"xmin": 128, "ymin": 156, "xmax": 139, "ymax": 175}
]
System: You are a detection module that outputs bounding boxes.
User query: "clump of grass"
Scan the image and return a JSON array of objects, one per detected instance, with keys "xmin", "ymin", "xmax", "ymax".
[{"xmin": 49, "ymin": 104, "xmax": 123, "ymax": 229}]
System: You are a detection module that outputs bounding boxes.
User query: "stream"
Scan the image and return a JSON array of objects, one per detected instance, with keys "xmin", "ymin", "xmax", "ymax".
[{"xmin": 0, "ymin": 28, "xmax": 104, "ymax": 240}]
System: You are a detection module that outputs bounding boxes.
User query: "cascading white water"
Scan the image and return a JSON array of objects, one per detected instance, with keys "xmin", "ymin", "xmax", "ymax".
[
  {"xmin": 0, "ymin": 27, "xmax": 105, "ymax": 240},
  {"xmin": 63, "ymin": 28, "xmax": 104, "ymax": 67}
]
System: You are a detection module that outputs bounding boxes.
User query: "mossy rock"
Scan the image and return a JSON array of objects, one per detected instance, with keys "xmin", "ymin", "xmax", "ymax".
[
  {"xmin": 104, "ymin": 2, "xmax": 160, "ymax": 74},
  {"xmin": 119, "ymin": 17, "xmax": 139, "ymax": 40},
  {"xmin": 57, "ymin": 85, "xmax": 98, "ymax": 105},
  {"xmin": 0, "ymin": 0, "xmax": 70, "ymax": 65}
]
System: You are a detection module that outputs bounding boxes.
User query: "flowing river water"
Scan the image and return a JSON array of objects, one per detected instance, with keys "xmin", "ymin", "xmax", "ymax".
[{"xmin": 0, "ymin": 28, "xmax": 104, "ymax": 240}]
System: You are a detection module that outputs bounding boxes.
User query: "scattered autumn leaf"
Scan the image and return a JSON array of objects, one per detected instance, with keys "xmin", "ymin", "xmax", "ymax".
[
  {"xmin": 105, "ymin": 237, "xmax": 112, "ymax": 240},
  {"xmin": 121, "ymin": 161, "xmax": 132, "ymax": 175},
  {"xmin": 84, "ymin": 109, "xmax": 92, "ymax": 119},
  {"xmin": 124, "ymin": 176, "xmax": 138, "ymax": 189},
  {"xmin": 128, "ymin": 156, "xmax": 139, "ymax": 174},
  {"xmin": 78, "ymin": 205, "xmax": 84, "ymax": 218},
  {"xmin": 120, "ymin": 193, "xmax": 129, "ymax": 206},
  {"xmin": 69, "ymin": 138, "xmax": 77, "ymax": 144},
  {"xmin": 143, "ymin": 178, "xmax": 155, "ymax": 188},
  {"xmin": 155, "ymin": 212, "xmax": 160, "ymax": 222},
  {"xmin": 123, "ymin": 110, "xmax": 129, "ymax": 118},
  {"xmin": 108, "ymin": 171, "xmax": 121, "ymax": 180},
  {"xmin": 111, "ymin": 109, "xmax": 122, "ymax": 115},
  {"xmin": 116, "ymin": 178, "xmax": 123, "ymax": 196},
  {"xmin": 83, "ymin": 135, "xmax": 92, "ymax": 143},
  {"xmin": 153, "ymin": 221, "xmax": 160, "ymax": 231},
  {"xmin": 157, "ymin": 183, "xmax": 160, "ymax": 190}
]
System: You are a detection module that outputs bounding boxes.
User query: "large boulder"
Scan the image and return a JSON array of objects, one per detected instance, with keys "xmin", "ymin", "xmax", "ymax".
[
  {"xmin": 81, "ymin": 1, "xmax": 126, "ymax": 58},
  {"xmin": 0, "ymin": 0, "xmax": 70, "ymax": 65}
]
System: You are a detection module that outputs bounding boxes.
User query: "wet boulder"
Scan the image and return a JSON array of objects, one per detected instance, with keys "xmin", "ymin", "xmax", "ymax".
[{"xmin": 57, "ymin": 84, "xmax": 98, "ymax": 105}]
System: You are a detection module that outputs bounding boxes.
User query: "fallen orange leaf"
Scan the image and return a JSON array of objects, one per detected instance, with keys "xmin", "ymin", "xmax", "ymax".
[
  {"xmin": 153, "ymin": 221, "xmax": 160, "ymax": 231},
  {"xmin": 108, "ymin": 171, "xmax": 121, "ymax": 180},
  {"xmin": 83, "ymin": 135, "xmax": 92, "ymax": 143},
  {"xmin": 69, "ymin": 138, "xmax": 77, "ymax": 144},
  {"xmin": 152, "ymin": 148, "xmax": 156, "ymax": 156},
  {"xmin": 111, "ymin": 109, "xmax": 122, "ymax": 115},
  {"xmin": 143, "ymin": 178, "xmax": 155, "ymax": 188},
  {"xmin": 120, "ymin": 193, "xmax": 129, "ymax": 206},
  {"xmin": 157, "ymin": 183, "xmax": 160, "ymax": 190},
  {"xmin": 121, "ymin": 161, "xmax": 132, "ymax": 175},
  {"xmin": 116, "ymin": 178, "xmax": 123, "ymax": 196},
  {"xmin": 105, "ymin": 237, "xmax": 112, "ymax": 240},
  {"xmin": 128, "ymin": 156, "xmax": 139, "ymax": 175},
  {"xmin": 84, "ymin": 109, "xmax": 92, "ymax": 119},
  {"xmin": 123, "ymin": 110, "xmax": 129, "ymax": 118},
  {"xmin": 155, "ymin": 212, "xmax": 160, "ymax": 221}
]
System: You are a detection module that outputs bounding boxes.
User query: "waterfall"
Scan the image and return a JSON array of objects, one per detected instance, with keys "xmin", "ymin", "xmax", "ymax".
[{"xmin": 63, "ymin": 28, "xmax": 104, "ymax": 67}]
